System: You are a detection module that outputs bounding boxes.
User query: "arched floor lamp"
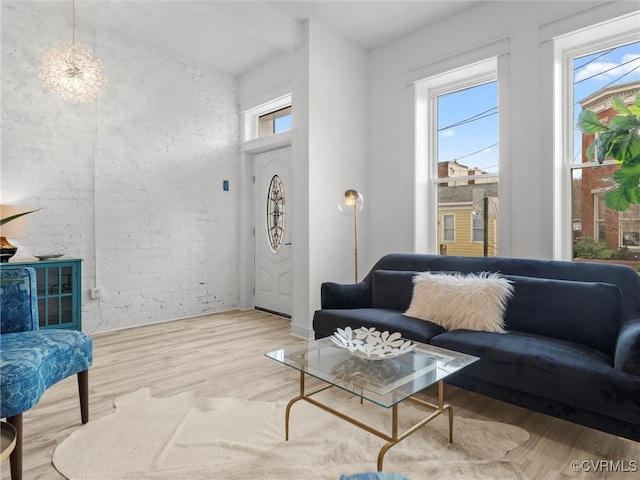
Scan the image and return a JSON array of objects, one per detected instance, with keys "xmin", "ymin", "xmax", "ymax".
[{"xmin": 338, "ymin": 189, "xmax": 364, "ymax": 282}]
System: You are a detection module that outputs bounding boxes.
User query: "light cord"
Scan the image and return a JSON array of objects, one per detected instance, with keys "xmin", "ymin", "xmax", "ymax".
[{"xmin": 72, "ymin": 0, "xmax": 76, "ymax": 44}]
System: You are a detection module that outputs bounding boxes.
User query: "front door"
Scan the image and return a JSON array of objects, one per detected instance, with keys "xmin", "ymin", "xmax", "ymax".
[{"xmin": 254, "ymin": 147, "xmax": 292, "ymax": 316}]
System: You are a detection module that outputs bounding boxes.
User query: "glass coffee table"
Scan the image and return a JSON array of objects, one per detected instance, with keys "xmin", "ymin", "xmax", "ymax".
[
  {"xmin": 265, "ymin": 337, "xmax": 478, "ymax": 471},
  {"xmin": 0, "ymin": 422, "xmax": 16, "ymax": 463}
]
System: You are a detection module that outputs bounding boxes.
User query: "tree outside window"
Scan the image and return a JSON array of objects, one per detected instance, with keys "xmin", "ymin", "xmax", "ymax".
[{"xmin": 571, "ymin": 39, "xmax": 639, "ymax": 268}]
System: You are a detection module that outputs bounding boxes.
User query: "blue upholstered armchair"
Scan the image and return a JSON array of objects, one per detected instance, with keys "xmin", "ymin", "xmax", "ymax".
[{"xmin": 1, "ymin": 266, "xmax": 93, "ymax": 480}]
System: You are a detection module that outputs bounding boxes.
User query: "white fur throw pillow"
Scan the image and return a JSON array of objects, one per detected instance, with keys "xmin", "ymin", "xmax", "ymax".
[{"xmin": 404, "ymin": 272, "xmax": 514, "ymax": 333}]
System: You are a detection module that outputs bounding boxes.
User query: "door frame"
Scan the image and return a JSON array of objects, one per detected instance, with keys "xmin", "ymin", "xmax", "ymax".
[
  {"xmin": 238, "ymin": 132, "xmax": 293, "ymax": 314},
  {"xmin": 253, "ymin": 146, "xmax": 293, "ymax": 317}
]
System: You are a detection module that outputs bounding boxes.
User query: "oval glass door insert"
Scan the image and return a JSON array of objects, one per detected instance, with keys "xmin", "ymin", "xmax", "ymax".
[{"xmin": 266, "ymin": 175, "xmax": 286, "ymax": 252}]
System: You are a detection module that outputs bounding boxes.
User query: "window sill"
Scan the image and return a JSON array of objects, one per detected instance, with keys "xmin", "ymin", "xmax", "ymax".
[{"xmin": 240, "ymin": 130, "xmax": 293, "ymax": 154}]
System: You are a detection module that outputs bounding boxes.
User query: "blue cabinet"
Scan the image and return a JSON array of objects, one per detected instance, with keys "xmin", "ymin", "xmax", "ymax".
[{"xmin": 8, "ymin": 258, "xmax": 82, "ymax": 330}]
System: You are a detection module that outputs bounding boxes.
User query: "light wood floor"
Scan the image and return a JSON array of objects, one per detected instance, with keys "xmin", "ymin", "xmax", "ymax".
[{"xmin": 2, "ymin": 310, "xmax": 638, "ymax": 480}]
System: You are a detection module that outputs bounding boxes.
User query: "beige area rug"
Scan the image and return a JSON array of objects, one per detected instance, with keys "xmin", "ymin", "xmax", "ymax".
[{"xmin": 53, "ymin": 387, "xmax": 530, "ymax": 480}]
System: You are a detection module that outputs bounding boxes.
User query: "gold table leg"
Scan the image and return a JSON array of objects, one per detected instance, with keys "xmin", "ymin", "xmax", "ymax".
[{"xmin": 285, "ymin": 375, "xmax": 454, "ymax": 472}]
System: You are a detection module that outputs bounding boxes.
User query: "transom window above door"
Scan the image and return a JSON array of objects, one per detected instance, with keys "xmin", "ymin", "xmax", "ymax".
[
  {"xmin": 259, "ymin": 106, "xmax": 292, "ymax": 137},
  {"xmin": 242, "ymin": 94, "xmax": 292, "ymax": 142}
]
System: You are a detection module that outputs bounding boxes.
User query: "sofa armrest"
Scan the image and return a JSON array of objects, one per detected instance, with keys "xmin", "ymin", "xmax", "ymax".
[
  {"xmin": 615, "ymin": 318, "xmax": 640, "ymax": 376},
  {"xmin": 320, "ymin": 281, "xmax": 372, "ymax": 309}
]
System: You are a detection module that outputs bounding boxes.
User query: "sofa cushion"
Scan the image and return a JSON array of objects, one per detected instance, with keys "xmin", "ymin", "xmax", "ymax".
[
  {"xmin": 371, "ymin": 270, "xmax": 419, "ymax": 311},
  {"xmin": 405, "ymin": 272, "xmax": 513, "ymax": 333},
  {"xmin": 502, "ymin": 275, "xmax": 622, "ymax": 356},
  {"xmin": 367, "ymin": 253, "xmax": 640, "ymax": 322},
  {"xmin": 321, "ymin": 281, "xmax": 373, "ymax": 309},
  {"xmin": 312, "ymin": 308, "xmax": 446, "ymax": 344},
  {"xmin": 0, "ymin": 329, "xmax": 93, "ymax": 418},
  {"xmin": 431, "ymin": 330, "xmax": 640, "ymax": 425}
]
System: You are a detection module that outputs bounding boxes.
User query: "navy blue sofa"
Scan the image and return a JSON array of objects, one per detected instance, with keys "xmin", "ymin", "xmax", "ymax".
[{"xmin": 312, "ymin": 254, "xmax": 640, "ymax": 441}]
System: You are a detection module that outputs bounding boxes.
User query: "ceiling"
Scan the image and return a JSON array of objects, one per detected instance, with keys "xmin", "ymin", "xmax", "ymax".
[
  {"xmin": 31, "ymin": 1, "xmax": 481, "ymax": 76},
  {"xmin": 266, "ymin": 1, "xmax": 479, "ymax": 51}
]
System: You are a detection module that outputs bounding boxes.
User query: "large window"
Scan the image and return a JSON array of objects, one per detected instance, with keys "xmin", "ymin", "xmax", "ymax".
[
  {"xmin": 416, "ymin": 58, "xmax": 500, "ymax": 257},
  {"xmin": 558, "ymin": 22, "xmax": 639, "ymax": 265}
]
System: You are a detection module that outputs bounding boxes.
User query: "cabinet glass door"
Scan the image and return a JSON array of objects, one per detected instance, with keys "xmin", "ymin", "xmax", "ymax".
[{"xmin": 35, "ymin": 264, "xmax": 77, "ymax": 328}]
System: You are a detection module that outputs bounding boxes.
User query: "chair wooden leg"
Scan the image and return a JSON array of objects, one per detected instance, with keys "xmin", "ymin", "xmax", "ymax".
[
  {"xmin": 78, "ymin": 370, "xmax": 89, "ymax": 424},
  {"xmin": 4, "ymin": 373, "xmax": 87, "ymax": 480},
  {"xmin": 7, "ymin": 414, "xmax": 22, "ymax": 480}
]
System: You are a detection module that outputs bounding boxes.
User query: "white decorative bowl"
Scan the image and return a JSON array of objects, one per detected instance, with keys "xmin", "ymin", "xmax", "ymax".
[{"xmin": 330, "ymin": 326, "xmax": 416, "ymax": 360}]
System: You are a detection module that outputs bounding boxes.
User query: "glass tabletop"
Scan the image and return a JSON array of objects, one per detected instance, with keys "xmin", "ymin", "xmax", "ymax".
[{"xmin": 265, "ymin": 337, "xmax": 478, "ymax": 408}]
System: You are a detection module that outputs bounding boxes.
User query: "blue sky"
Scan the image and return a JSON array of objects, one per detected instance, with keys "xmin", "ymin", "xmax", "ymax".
[
  {"xmin": 275, "ymin": 113, "xmax": 292, "ymax": 133},
  {"xmin": 436, "ymin": 40, "xmax": 640, "ymax": 174},
  {"xmin": 438, "ymin": 81, "xmax": 498, "ymax": 174}
]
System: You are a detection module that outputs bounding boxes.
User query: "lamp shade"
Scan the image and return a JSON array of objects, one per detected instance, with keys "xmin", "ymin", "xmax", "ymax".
[
  {"xmin": 0, "ymin": 205, "xmax": 30, "ymax": 238},
  {"xmin": 338, "ymin": 189, "xmax": 364, "ymax": 215},
  {"xmin": 337, "ymin": 189, "xmax": 364, "ymax": 282}
]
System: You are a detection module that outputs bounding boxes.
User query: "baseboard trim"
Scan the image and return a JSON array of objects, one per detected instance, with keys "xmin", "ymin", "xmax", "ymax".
[{"xmin": 254, "ymin": 306, "xmax": 291, "ymax": 319}]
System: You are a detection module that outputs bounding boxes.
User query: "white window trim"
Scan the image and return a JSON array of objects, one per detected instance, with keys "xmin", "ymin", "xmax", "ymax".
[
  {"xmin": 551, "ymin": 12, "xmax": 640, "ymax": 260},
  {"xmin": 240, "ymin": 130, "xmax": 293, "ymax": 154},
  {"xmin": 414, "ymin": 56, "xmax": 503, "ymax": 254}
]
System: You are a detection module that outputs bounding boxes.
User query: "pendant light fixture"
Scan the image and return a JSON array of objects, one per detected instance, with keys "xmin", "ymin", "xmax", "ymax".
[{"xmin": 39, "ymin": 0, "xmax": 106, "ymax": 103}]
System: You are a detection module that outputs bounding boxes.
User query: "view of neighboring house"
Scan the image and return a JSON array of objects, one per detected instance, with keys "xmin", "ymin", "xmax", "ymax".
[
  {"xmin": 577, "ymin": 81, "xmax": 640, "ymax": 253},
  {"xmin": 437, "ymin": 160, "xmax": 499, "ymax": 257}
]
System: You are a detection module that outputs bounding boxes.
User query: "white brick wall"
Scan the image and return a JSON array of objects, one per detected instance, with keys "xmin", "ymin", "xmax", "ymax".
[{"xmin": 1, "ymin": 2, "xmax": 241, "ymax": 333}]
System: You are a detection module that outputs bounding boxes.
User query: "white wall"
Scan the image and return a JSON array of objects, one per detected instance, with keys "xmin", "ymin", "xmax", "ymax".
[
  {"xmin": 1, "ymin": 1, "xmax": 240, "ymax": 333},
  {"xmin": 239, "ymin": 52, "xmax": 293, "ymax": 113},
  {"xmin": 297, "ymin": 20, "xmax": 369, "ymax": 337},
  {"xmin": 366, "ymin": 0, "xmax": 639, "ymax": 267},
  {"xmin": 239, "ymin": 20, "xmax": 368, "ymax": 338}
]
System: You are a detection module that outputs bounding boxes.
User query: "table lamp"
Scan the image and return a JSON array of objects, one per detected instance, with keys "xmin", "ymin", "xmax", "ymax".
[{"xmin": 0, "ymin": 205, "xmax": 35, "ymax": 262}]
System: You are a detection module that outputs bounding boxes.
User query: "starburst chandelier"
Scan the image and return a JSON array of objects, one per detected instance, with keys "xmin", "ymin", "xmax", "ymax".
[{"xmin": 39, "ymin": 0, "xmax": 106, "ymax": 103}]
